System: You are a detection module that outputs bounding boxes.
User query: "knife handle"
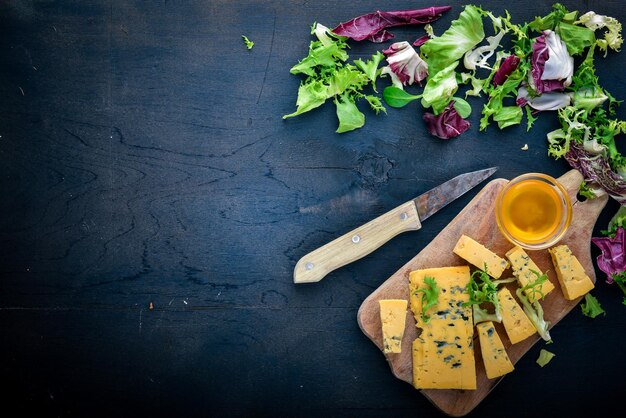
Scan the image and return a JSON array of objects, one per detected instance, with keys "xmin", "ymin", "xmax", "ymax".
[{"xmin": 293, "ymin": 201, "xmax": 421, "ymax": 284}]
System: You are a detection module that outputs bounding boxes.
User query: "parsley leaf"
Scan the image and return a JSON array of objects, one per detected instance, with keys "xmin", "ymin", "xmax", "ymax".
[{"xmin": 414, "ymin": 276, "xmax": 440, "ymax": 323}]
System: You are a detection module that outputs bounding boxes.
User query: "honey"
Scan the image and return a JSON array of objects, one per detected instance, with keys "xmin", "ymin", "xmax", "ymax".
[{"xmin": 499, "ymin": 179, "xmax": 563, "ymax": 243}]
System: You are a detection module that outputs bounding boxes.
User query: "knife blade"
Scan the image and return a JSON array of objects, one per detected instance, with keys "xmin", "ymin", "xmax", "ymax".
[{"xmin": 293, "ymin": 167, "xmax": 498, "ymax": 284}]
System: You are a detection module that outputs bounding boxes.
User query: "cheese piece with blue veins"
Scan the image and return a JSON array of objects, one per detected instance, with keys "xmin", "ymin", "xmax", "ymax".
[
  {"xmin": 379, "ymin": 299, "xmax": 408, "ymax": 353},
  {"xmin": 476, "ymin": 321, "xmax": 514, "ymax": 379},
  {"xmin": 548, "ymin": 245, "xmax": 594, "ymax": 300},
  {"xmin": 409, "ymin": 266, "xmax": 476, "ymax": 390}
]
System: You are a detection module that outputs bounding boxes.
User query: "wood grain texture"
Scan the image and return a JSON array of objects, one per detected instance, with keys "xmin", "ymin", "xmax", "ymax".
[
  {"xmin": 357, "ymin": 170, "xmax": 608, "ymax": 416},
  {"xmin": 294, "ymin": 200, "xmax": 420, "ymax": 283},
  {"xmin": 1, "ymin": 1, "xmax": 625, "ymax": 417}
]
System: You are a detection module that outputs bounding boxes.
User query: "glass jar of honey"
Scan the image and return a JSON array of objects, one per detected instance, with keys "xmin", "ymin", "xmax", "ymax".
[{"xmin": 495, "ymin": 173, "xmax": 572, "ymax": 250}]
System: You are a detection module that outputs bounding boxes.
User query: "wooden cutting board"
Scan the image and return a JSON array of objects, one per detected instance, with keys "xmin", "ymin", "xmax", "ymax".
[{"xmin": 357, "ymin": 170, "xmax": 608, "ymax": 416}]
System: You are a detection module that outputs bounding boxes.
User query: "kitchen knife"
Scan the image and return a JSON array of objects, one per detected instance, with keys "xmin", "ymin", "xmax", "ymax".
[{"xmin": 293, "ymin": 167, "xmax": 498, "ymax": 284}]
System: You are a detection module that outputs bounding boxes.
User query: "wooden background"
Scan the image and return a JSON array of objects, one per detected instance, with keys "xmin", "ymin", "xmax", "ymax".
[{"xmin": 0, "ymin": 0, "xmax": 624, "ymax": 416}]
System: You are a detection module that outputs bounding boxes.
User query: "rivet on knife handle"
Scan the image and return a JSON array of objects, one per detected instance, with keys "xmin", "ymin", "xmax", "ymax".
[{"xmin": 293, "ymin": 201, "xmax": 421, "ymax": 283}]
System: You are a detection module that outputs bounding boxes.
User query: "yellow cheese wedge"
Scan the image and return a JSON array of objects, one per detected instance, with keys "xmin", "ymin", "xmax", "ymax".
[
  {"xmin": 409, "ymin": 266, "xmax": 476, "ymax": 390},
  {"xmin": 453, "ymin": 235, "xmax": 510, "ymax": 278},
  {"xmin": 379, "ymin": 299, "xmax": 408, "ymax": 353},
  {"xmin": 506, "ymin": 246, "xmax": 554, "ymax": 302},
  {"xmin": 548, "ymin": 245, "xmax": 595, "ymax": 300},
  {"xmin": 476, "ymin": 322, "xmax": 514, "ymax": 379},
  {"xmin": 497, "ymin": 287, "xmax": 537, "ymax": 344}
]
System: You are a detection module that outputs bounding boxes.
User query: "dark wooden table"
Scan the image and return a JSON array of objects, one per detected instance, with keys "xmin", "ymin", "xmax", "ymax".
[{"xmin": 1, "ymin": 1, "xmax": 624, "ymax": 416}]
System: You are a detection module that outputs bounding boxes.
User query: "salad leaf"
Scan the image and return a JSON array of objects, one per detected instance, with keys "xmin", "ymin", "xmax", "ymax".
[
  {"xmin": 335, "ymin": 92, "xmax": 365, "ymax": 133},
  {"xmin": 382, "ymin": 41, "xmax": 428, "ymax": 86},
  {"xmin": 364, "ymin": 95, "xmax": 387, "ymax": 114},
  {"xmin": 480, "ymin": 61, "xmax": 528, "ymax": 131},
  {"xmin": 591, "ymin": 227, "xmax": 626, "ymax": 282},
  {"xmin": 493, "ymin": 106, "xmax": 523, "ymax": 129},
  {"xmin": 283, "ymin": 79, "xmax": 329, "ymax": 119},
  {"xmin": 285, "ymin": 23, "xmax": 386, "ymax": 132},
  {"xmin": 242, "ymin": 35, "xmax": 254, "ymax": 50},
  {"xmin": 578, "ymin": 181, "xmax": 597, "ymax": 200},
  {"xmin": 577, "ymin": 11, "xmax": 624, "ymax": 54},
  {"xmin": 413, "ymin": 34, "xmax": 430, "ymax": 47},
  {"xmin": 413, "ymin": 276, "xmax": 440, "ymax": 323},
  {"xmin": 557, "ymin": 22, "xmax": 596, "ymax": 55},
  {"xmin": 423, "ymin": 102, "xmax": 471, "ymax": 139},
  {"xmin": 452, "ymin": 97, "xmax": 472, "ymax": 118},
  {"xmin": 516, "ymin": 271, "xmax": 552, "ymax": 341},
  {"xmin": 463, "ymin": 266, "xmax": 502, "ymax": 324},
  {"xmin": 353, "ymin": 51, "xmax": 384, "ymax": 91},
  {"xmin": 382, "ymin": 86, "xmax": 421, "ymax": 108},
  {"xmin": 580, "ymin": 293, "xmax": 606, "ymax": 318},
  {"xmin": 530, "ymin": 30, "xmax": 573, "ymax": 94},
  {"xmin": 421, "ymin": 5, "xmax": 485, "ymax": 75},
  {"xmin": 421, "ymin": 61, "xmax": 459, "ymax": 114},
  {"xmin": 613, "ymin": 272, "xmax": 626, "ymax": 305},
  {"xmin": 536, "ymin": 349, "xmax": 556, "ymax": 367},
  {"xmin": 529, "ymin": 3, "xmax": 570, "ymax": 32},
  {"xmin": 492, "ymin": 54, "xmax": 521, "ymax": 86},
  {"xmin": 602, "ymin": 206, "xmax": 626, "ymax": 237},
  {"xmin": 463, "ymin": 30, "xmax": 505, "ymax": 70},
  {"xmin": 460, "ymin": 72, "xmax": 484, "ymax": 97},
  {"xmin": 332, "ymin": 6, "xmax": 452, "ymax": 42},
  {"xmin": 565, "ymin": 142, "xmax": 626, "ymax": 204},
  {"xmin": 517, "ymin": 86, "xmax": 571, "ymax": 111}
]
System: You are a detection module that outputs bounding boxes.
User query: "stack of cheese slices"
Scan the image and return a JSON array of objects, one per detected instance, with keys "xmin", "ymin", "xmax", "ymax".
[{"xmin": 378, "ymin": 234, "xmax": 594, "ymax": 390}]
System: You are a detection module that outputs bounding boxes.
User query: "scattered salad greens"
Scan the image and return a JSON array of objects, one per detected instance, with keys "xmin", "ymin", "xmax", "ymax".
[
  {"xmin": 580, "ymin": 293, "xmax": 606, "ymax": 318},
  {"xmin": 284, "ymin": 5, "xmax": 626, "ymax": 293},
  {"xmin": 242, "ymin": 35, "xmax": 254, "ymax": 50},
  {"xmin": 536, "ymin": 349, "xmax": 556, "ymax": 367},
  {"xmin": 413, "ymin": 276, "xmax": 440, "ymax": 323}
]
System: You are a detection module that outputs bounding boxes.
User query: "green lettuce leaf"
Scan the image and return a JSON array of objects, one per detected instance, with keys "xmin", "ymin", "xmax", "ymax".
[
  {"xmin": 354, "ymin": 51, "xmax": 384, "ymax": 92},
  {"xmin": 283, "ymin": 80, "xmax": 329, "ymax": 119},
  {"xmin": 536, "ymin": 349, "xmax": 556, "ymax": 367},
  {"xmin": 364, "ymin": 95, "xmax": 387, "ymax": 114},
  {"xmin": 335, "ymin": 93, "xmax": 365, "ymax": 133},
  {"xmin": 290, "ymin": 40, "xmax": 348, "ymax": 76},
  {"xmin": 421, "ymin": 62, "xmax": 459, "ymax": 114},
  {"xmin": 580, "ymin": 293, "xmax": 605, "ymax": 318},
  {"xmin": 493, "ymin": 106, "xmax": 523, "ymax": 129},
  {"xmin": 558, "ymin": 22, "xmax": 596, "ymax": 55},
  {"xmin": 421, "ymin": 5, "xmax": 485, "ymax": 75}
]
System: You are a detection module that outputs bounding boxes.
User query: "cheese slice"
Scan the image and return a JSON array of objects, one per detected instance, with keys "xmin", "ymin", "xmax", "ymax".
[
  {"xmin": 506, "ymin": 246, "xmax": 554, "ymax": 302},
  {"xmin": 379, "ymin": 299, "xmax": 408, "ymax": 353},
  {"xmin": 476, "ymin": 322, "xmax": 514, "ymax": 379},
  {"xmin": 409, "ymin": 266, "xmax": 476, "ymax": 390},
  {"xmin": 453, "ymin": 235, "xmax": 510, "ymax": 278},
  {"xmin": 497, "ymin": 287, "xmax": 537, "ymax": 344},
  {"xmin": 412, "ymin": 324, "xmax": 476, "ymax": 390},
  {"xmin": 409, "ymin": 266, "xmax": 472, "ymax": 326},
  {"xmin": 548, "ymin": 245, "xmax": 595, "ymax": 300}
]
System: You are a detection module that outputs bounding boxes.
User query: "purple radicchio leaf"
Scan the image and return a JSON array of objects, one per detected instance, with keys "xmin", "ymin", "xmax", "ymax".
[
  {"xmin": 413, "ymin": 34, "xmax": 430, "ymax": 47},
  {"xmin": 383, "ymin": 41, "xmax": 428, "ymax": 86},
  {"xmin": 565, "ymin": 142, "xmax": 626, "ymax": 205},
  {"xmin": 423, "ymin": 102, "xmax": 471, "ymax": 139},
  {"xmin": 516, "ymin": 86, "xmax": 571, "ymax": 111},
  {"xmin": 332, "ymin": 6, "xmax": 452, "ymax": 43},
  {"xmin": 493, "ymin": 54, "xmax": 520, "ymax": 86},
  {"xmin": 531, "ymin": 30, "xmax": 573, "ymax": 94},
  {"xmin": 592, "ymin": 227, "xmax": 626, "ymax": 283}
]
